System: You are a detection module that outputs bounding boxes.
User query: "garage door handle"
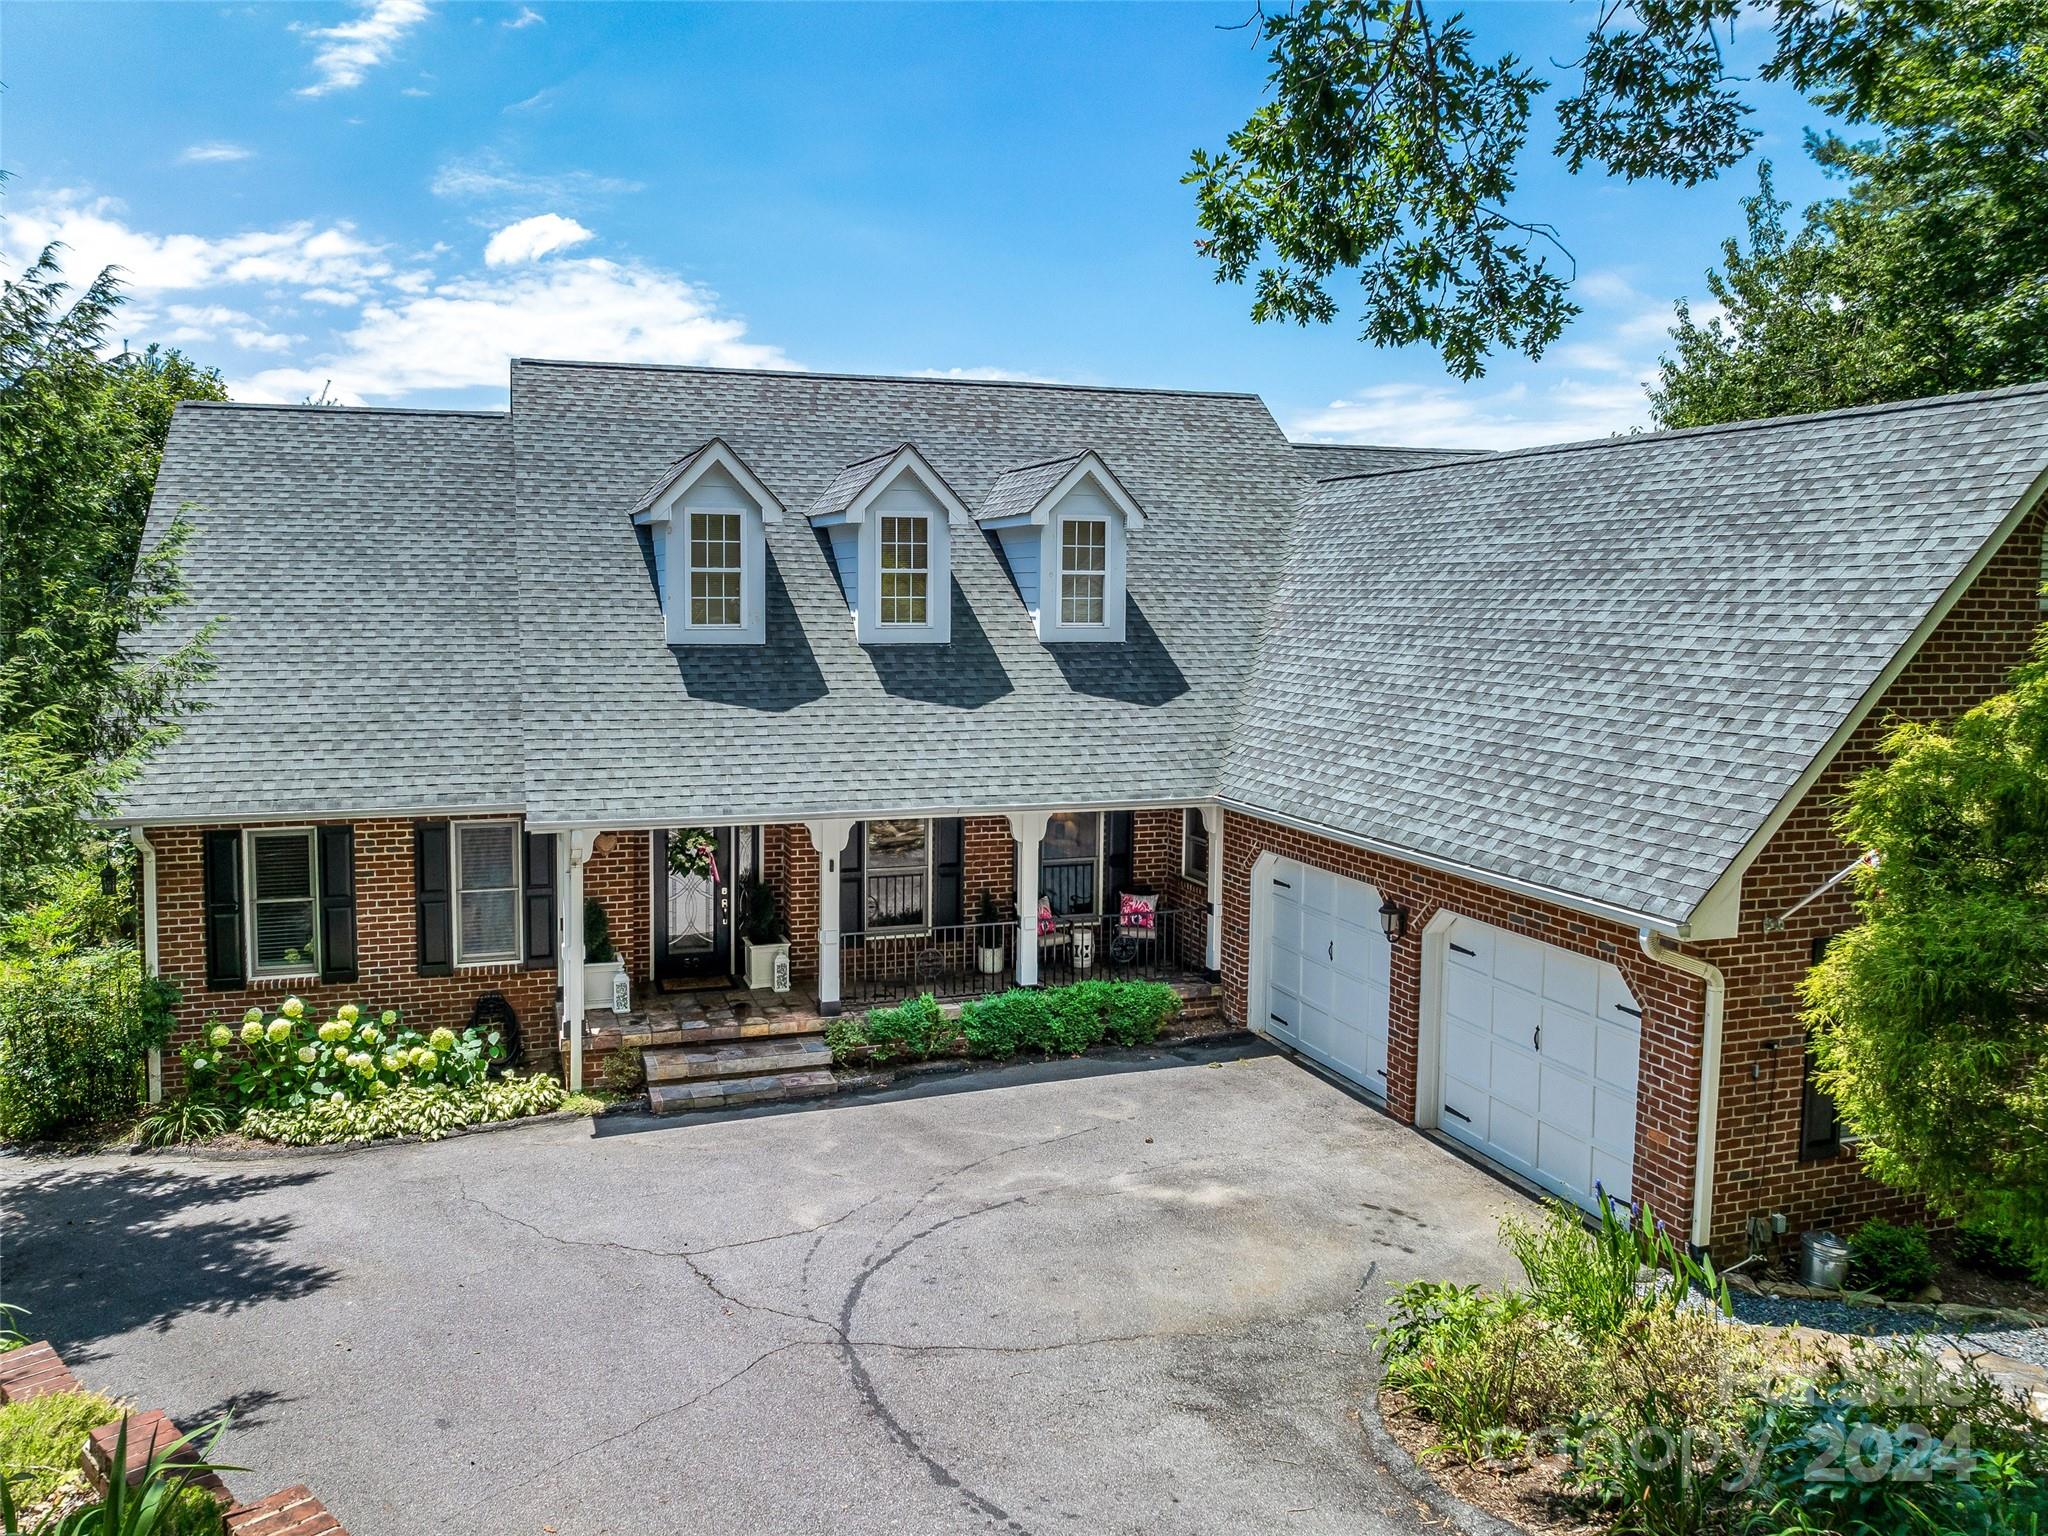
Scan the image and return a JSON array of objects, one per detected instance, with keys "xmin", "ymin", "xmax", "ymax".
[
  {"xmin": 1328, "ymin": 940, "xmax": 1335, "ymax": 961},
  {"xmin": 1533, "ymin": 1025, "xmax": 1541, "ymax": 1052}
]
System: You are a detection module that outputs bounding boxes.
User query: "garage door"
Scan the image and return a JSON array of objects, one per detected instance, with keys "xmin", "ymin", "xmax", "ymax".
[
  {"xmin": 1437, "ymin": 917, "xmax": 1640, "ymax": 1213},
  {"xmin": 1262, "ymin": 860, "xmax": 1391, "ymax": 1099}
]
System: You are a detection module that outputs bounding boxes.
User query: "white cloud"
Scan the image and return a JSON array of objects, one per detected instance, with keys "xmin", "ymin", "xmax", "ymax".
[
  {"xmin": 179, "ymin": 141, "xmax": 254, "ymax": 164},
  {"xmin": 504, "ymin": 6, "xmax": 544, "ymax": 28},
  {"xmin": 239, "ymin": 258, "xmax": 792, "ymax": 400},
  {"xmin": 1290, "ymin": 377, "xmax": 1655, "ymax": 452},
  {"xmin": 908, "ymin": 365, "xmax": 1070, "ymax": 385},
  {"xmin": 3, "ymin": 191, "xmax": 790, "ymax": 402},
  {"xmin": 295, "ymin": 0, "xmax": 432, "ymax": 97},
  {"xmin": 428, "ymin": 151, "xmax": 642, "ymax": 211},
  {"xmin": 483, "ymin": 213, "xmax": 594, "ymax": 266}
]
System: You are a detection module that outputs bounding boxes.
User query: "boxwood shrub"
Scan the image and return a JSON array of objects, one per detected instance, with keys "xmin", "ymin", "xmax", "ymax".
[{"xmin": 831, "ymin": 980, "xmax": 1182, "ymax": 1065}]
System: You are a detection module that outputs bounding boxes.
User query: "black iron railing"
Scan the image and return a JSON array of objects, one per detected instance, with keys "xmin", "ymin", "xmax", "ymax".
[
  {"xmin": 1035, "ymin": 906, "xmax": 1196, "ymax": 988},
  {"xmin": 843, "ymin": 919, "xmax": 1019, "ymax": 1006}
]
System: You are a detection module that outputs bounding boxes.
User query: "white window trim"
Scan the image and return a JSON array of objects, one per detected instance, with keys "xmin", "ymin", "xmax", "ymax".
[
  {"xmin": 1182, "ymin": 807, "xmax": 1210, "ymax": 880},
  {"xmin": 1039, "ymin": 811, "xmax": 1105, "ymax": 917},
  {"xmin": 1056, "ymin": 516, "xmax": 1110, "ymax": 631},
  {"xmin": 454, "ymin": 819, "xmax": 523, "ymax": 968},
  {"xmin": 684, "ymin": 507, "xmax": 747, "ymax": 633},
  {"xmin": 876, "ymin": 513, "xmax": 931, "ymax": 629},
  {"xmin": 245, "ymin": 826, "xmax": 320, "ymax": 980},
  {"xmin": 863, "ymin": 818, "xmax": 934, "ymax": 936}
]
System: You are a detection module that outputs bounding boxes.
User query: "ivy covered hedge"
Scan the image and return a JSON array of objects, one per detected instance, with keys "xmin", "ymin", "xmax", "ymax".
[{"xmin": 825, "ymin": 980, "xmax": 1183, "ymax": 1067}]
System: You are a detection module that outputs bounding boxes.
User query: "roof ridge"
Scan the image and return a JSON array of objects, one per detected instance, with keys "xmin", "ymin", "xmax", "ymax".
[
  {"xmin": 510, "ymin": 356, "xmax": 1263, "ymax": 402},
  {"xmin": 1306, "ymin": 380, "xmax": 2048, "ymax": 486},
  {"xmin": 994, "ymin": 450, "xmax": 1090, "ymax": 476},
  {"xmin": 175, "ymin": 400, "xmax": 508, "ymax": 420}
]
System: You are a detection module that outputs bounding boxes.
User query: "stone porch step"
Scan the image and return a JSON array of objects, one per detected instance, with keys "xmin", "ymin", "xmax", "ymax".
[
  {"xmin": 646, "ymin": 1068, "xmax": 838, "ymax": 1116},
  {"xmin": 584, "ymin": 1009, "xmax": 822, "ymax": 1054},
  {"xmin": 642, "ymin": 1034, "xmax": 830, "ymax": 1083}
]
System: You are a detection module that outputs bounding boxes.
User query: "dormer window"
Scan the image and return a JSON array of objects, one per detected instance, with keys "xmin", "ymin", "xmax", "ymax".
[
  {"xmin": 807, "ymin": 444, "xmax": 969, "ymax": 645},
  {"xmin": 977, "ymin": 450, "xmax": 1147, "ymax": 643},
  {"xmin": 629, "ymin": 438, "xmax": 785, "ymax": 647}
]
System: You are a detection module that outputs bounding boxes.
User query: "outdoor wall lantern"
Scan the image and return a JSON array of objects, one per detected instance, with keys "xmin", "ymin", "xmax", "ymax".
[{"xmin": 1378, "ymin": 895, "xmax": 1410, "ymax": 943}]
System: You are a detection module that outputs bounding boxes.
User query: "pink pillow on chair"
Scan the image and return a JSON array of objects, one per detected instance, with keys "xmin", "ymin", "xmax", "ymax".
[
  {"xmin": 1119, "ymin": 891, "xmax": 1158, "ymax": 929},
  {"xmin": 1037, "ymin": 897, "xmax": 1058, "ymax": 936}
]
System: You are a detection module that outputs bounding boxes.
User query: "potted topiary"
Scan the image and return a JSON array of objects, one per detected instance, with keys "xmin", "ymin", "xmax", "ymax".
[
  {"xmin": 583, "ymin": 897, "xmax": 627, "ymax": 1012},
  {"xmin": 974, "ymin": 890, "xmax": 1007, "ymax": 975},
  {"xmin": 738, "ymin": 875, "xmax": 789, "ymax": 991}
]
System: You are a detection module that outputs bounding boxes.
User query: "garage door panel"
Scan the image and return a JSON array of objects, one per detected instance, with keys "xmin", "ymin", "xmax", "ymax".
[
  {"xmin": 1439, "ymin": 916, "xmax": 1642, "ymax": 1218},
  {"xmin": 1538, "ymin": 1005, "xmax": 1595, "ymax": 1075},
  {"xmin": 1261, "ymin": 862, "xmax": 1391, "ymax": 1103},
  {"xmin": 1332, "ymin": 877, "xmax": 1376, "ymax": 931},
  {"xmin": 1269, "ymin": 945, "xmax": 1301, "ymax": 996},
  {"xmin": 1301, "ymin": 865, "xmax": 1337, "ymax": 914}
]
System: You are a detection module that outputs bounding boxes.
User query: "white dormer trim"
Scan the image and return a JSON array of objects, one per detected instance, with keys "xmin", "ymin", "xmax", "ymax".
[
  {"xmin": 980, "ymin": 453, "xmax": 1144, "ymax": 643},
  {"xmin": 984, "ymin": 452, "xmax": 1146, "ymax": 532},
  {"xmin": 810, "ymin": 446, "xmax": 966, "ymax": 646},
  {"xmin": 632, "ymin": 440, "xmax": 782, "ymax": 648}
]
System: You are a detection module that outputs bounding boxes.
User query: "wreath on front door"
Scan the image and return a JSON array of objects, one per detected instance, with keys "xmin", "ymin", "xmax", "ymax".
[{"xmin": 668, "ymin": 828, "xmax": 720, "ymax": 882}]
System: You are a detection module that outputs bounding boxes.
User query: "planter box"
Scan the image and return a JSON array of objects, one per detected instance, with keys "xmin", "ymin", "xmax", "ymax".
[
  {"xmin": 583, "ymin": 960, "xmax": 626, "ymax": 1013},
  {"xmin": 975, "ymin": 937, "xmax": 1007, "ymax": 975},
  {"xmin": 743, "ymin": 938, "xmax": 790, "ymax": 992}
]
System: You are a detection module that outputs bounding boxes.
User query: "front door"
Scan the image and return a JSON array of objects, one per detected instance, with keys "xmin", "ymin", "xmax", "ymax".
[{"xmin": 655, "ymin": 827, "xmax": 735, "ymax": 985}]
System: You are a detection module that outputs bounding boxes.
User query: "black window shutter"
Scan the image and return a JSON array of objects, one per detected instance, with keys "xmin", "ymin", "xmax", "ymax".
[
  {"xmin": 202, "ymin": 829, "xmax": 245, "ymax": 990},
  {"xmin": 523, "ymin": 832, "xmax": 558, "ymax": 970},
  {"xmin": 1105, "ymin": 811, "xmax": 1135, "ymax": 902},
  {"xmin": 317, "ymin": 826, "xmax": 358, "ymax": 984},
  {"xmin": 415, "ymin": 820, "xmax": 453, "ymax": 976},
  {"xmin": 1800, "ymin": 932, "xmax": 1843, "ymax": 1161},
  {"xmin": 840, "ymin": 823, "xmax": 865, "ymax": 936},
  {"xmin": 933, "ymin": 818, "xmax": 964, "ymax": 928}
]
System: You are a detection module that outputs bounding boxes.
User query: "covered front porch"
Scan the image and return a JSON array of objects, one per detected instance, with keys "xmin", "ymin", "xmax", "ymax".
[{"xmin": 550, "ymin": 806, "xmax": 1225, "ymax": 1089}]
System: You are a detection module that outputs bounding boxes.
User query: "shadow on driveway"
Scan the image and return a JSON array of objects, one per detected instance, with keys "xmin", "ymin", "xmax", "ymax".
[{"xmin": 2, "ymin": 1164, "xmax": 339, "ymax": 1363}]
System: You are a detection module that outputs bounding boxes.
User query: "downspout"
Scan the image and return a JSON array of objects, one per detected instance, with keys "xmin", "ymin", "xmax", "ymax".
[
  {"xmin": 1638, "ymin": 929, "xmax": 1725, "ymax": 1252},
  {"xmin": 131, "ymin": 828, "xmax": 164, "ymax": 1104}
]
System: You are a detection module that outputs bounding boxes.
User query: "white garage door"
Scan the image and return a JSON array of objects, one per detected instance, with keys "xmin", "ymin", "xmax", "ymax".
[
  {"xmin": 1437, "ymin": 917, "xmax": 1641, "ymax": 1213},
  {"xmin": 1262, "ymin": 859, "xmax": 1392, "ymax": 1099}
]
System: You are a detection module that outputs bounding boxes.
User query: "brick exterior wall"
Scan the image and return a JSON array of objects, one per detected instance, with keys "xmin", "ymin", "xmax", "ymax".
[
  {"xmin": 151, "ymin": 818, "xmax": 559, "ymax": 1090},
  {"xmin": 582, "ymin": 830, "xmax": 650, "ymax": 984},
  {"xmin": 1219, "ymin": 505, "xmax": 2046, "ymax": 1260},
  {"xmin": 1688, "ymin": 500, "xmax": 2047, "ymax": 1257}
]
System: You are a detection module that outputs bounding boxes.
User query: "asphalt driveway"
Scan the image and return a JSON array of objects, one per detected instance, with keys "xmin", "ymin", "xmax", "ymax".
[{"xmin": 1, "ymin": 1041, "xmax": 1528, "ymax": 1535}]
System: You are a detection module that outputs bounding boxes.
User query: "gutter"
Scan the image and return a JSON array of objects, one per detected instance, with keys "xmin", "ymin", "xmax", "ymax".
[
  {"xmin": 131, "ymin": 827, "xmax": 163, "ymax": 1105},
  {"xmin": 1637, "ymin": 929, "xmax": 1726, "ymax": 1251}
]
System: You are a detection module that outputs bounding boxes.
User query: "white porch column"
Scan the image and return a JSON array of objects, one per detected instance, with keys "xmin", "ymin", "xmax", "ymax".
[
  {"xmin": 1201, "ymin": 804, "xmax": 1225, "ymax": 978},
  {"xmin": 1006, "ymin": 811, "xmax": 1052, "ymax": 986},
  {"xmin": 132, "ymin": 829, "xmax": 163, "ymax": 1103},
  {"xmin": 559, "ymin": 829, "xmax": 595, "ymax": 1091},
  {"xmin": 804, "ymin": 819, "xmax": 857, "ymax": 1015}
]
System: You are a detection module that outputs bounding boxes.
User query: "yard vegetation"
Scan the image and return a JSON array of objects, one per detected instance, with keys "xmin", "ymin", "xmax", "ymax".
[
  {"xmin": 824, "ymin": 979, "xmax": 1184, "ymax": 1066},
  {"xmin": 1379, "ymin": 1198, "xmax": 2047, "ymax": 1536}
]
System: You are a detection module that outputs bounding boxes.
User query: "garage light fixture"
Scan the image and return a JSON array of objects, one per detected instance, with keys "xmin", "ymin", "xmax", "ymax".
[{"xmin": 1378, "ymin": 895, "xmax": 1409, "ymax": 943}]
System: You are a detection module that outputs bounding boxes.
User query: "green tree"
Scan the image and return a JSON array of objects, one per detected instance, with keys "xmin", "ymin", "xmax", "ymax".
[
  {"xmin": 1189, "ymin": 0, "xmax": 2047, "ymax": 380},
  {"xmin": 1654, "ymin": 3, "xmax": 2048, "ymax": 425},
  {"xmin": 0, "ymin": 248, "xmax": 223, "ymax": 920},
  {"xmin": 1802, "ymin": 637, "xmax": 2048, "ymax": 1277}
]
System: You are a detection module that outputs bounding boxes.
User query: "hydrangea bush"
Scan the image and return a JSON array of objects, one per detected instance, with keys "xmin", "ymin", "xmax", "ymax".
[{"xmin": 179, "ymin": 998, "xmax": 505, "ymax": 1115}]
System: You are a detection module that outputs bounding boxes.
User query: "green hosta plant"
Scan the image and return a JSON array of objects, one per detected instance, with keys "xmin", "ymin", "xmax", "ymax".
[{"xmin": 179, "ymin": 999, "xmax": 504, "ymax": 1118}]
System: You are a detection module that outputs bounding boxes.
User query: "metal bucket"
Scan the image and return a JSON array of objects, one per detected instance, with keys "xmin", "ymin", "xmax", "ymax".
[{"xmin": 1801, "ymin": 1230, "xmax": 1850, "ymax": 1289}]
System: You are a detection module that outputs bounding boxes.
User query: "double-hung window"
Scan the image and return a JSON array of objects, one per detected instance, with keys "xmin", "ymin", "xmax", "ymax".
[
  {"xmin": 688, "ymin": 510, "xmax": 744, "ymax": 628},
  {"xmin": 456, "ymin": 821, "xmax": 521, "ymax": 965},
  {"xmin": 1182, "ymin": 809, "xmax": 1210, "ymax": 880},
  {"xmin": 1058, "ymin": 519, "xmax": 1108, "ymax": 627},
  {"xmin": 863, "ymin": 819, "xmax": 930, "ymax": 932},
  {"xmin": 878, "ymin": 515, "xmax": 929, "ymax": 626},
  {"xmin": 1039, "ymin": 812, "xmax": 1100, "ymax": 915},
  {"xmin": 248, "ymin": 828, "xmax": 319, "ymax": 977}
]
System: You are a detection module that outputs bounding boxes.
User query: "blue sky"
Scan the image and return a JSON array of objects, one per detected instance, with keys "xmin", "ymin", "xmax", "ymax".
[{"xmin": 3, "ymin": 2, "xmax": 1839, "ymax": 446}]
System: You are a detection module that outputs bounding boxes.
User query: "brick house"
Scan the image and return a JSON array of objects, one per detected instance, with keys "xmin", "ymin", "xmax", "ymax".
[{"xmin": 118, "ymin": 361, "xmax": 2048, "ymax": 1261}]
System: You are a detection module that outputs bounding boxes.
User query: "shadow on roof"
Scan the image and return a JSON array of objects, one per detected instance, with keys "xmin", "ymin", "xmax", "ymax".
[
  {"xmin": 669, "ymin": 553, "xmax": 828, "ymax": 712},
  {"xmin": 1047, "ymin": 600, "xmax": 1188, "ymax": 706},
  {"xmin": 865, "ymin": 578, "xmax": 1014, "ymax": 708}
]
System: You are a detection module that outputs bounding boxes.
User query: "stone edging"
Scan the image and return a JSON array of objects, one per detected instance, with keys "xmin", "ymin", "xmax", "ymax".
[
  {"xmin": 1731, "ymin": 1273, "xmax": 2048, "ymax": 1330},
  {"xmin": 1360, "ymin": 1383, "xmax": 1532, "ymax": 1536}
]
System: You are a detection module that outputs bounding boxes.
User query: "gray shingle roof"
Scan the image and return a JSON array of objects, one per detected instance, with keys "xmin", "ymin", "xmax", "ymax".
[
  {"xmin": 977, "ymin": 452, "xmax": 1089, "ymax": 522},
  {"xmin": 123, "ymin": 404, "xmax": 521, "ymax": 822},
  {"xmin": 804, "ymin": 445, "xmax": 906, "ymax": 521},
  {"xmin": 123, "ymin": 366, "xmax": 2048, "ymax": 930},
  {"xmin": 1226, "ymin": 385, "xmax": 2048, "ymax": 925},
  {"xmin": 1292, "ymin": 442, "xmax": 1489, "ymax": 478},
  {"xmin": 508, "ymin": 361, "xmax": 1298, "ymax": 827}
]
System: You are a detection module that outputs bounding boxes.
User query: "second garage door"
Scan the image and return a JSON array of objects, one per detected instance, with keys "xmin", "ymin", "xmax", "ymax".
[
  {"xmin": 1437, "ymin": 917, "xmax": 1642, "ymax": 1213},
  {"xmin": 1262, "ymin": 859, "xmax": 1392, "ymax": 1099}
]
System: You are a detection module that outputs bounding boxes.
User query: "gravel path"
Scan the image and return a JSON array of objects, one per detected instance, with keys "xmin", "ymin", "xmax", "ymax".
[{"xmin": 1731, "ymin": 1290, "xmax": 2048, "ymax": 1368}]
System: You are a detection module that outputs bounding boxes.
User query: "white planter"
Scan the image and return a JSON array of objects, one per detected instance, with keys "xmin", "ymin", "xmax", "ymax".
[
  {"xmin": 583, "ymin": 959, "xmax": 626, "ymax": 1013},
  {"xmin": 976, "ymin": 942, "xmax": 1006, "ymax": 976},
  {"xmin": 743, "ymin": 938, "xmax": 789, "ymax": 992},
  {"xmin": 1071, "ymin": 926, "xmax": 1097, "ymax": 971}
]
